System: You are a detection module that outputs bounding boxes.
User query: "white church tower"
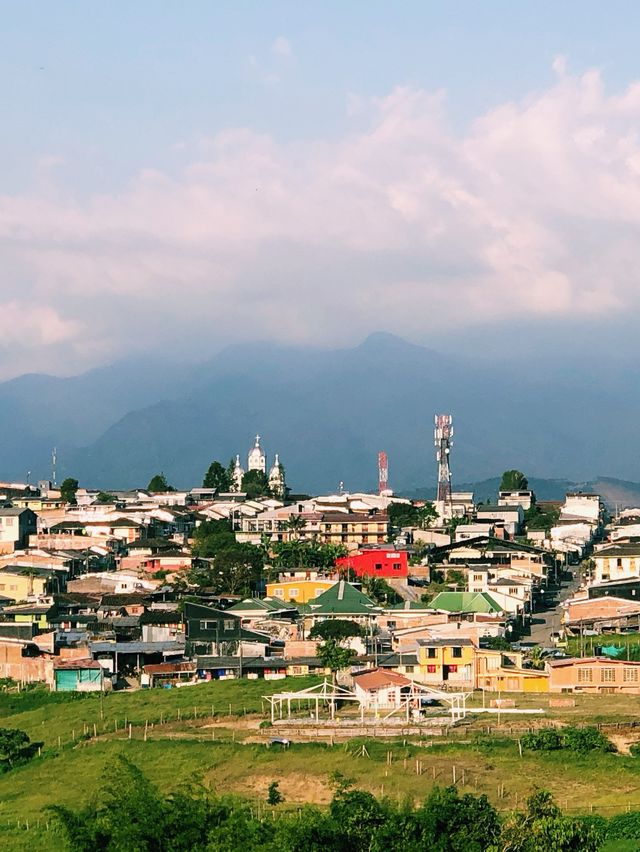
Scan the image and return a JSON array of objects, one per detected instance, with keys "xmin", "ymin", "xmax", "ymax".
[
  {"xmin": 231, "ymin": 454, "xmax": 245, "ymax": 492},
  {"xmin": 247, "ymin": 434, "xmax": 266, "ymax": 473},
  {"xmin": 268, "ymin": 453, "xmax": 286, "ymax": 499}
]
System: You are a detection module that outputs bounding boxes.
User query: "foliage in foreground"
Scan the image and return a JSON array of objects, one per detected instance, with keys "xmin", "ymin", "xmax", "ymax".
[
  {"xmin": 520, "ymin": 726, "xmax": 614, "ymax": 754},
  {"xmin": 48, "ymin": 755, "xmax": 617, "ymax": 852}
]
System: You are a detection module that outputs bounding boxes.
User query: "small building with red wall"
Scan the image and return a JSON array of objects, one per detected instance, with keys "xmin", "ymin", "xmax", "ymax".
[{"xmin": 335, "ymin": 548, "xmax": 408, "ymax": 579}]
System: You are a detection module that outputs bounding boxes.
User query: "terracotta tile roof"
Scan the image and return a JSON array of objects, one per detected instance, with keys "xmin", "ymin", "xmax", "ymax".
[{"xmin": 352, "ymin": 667, "xmax": 411, "ymax": 690}]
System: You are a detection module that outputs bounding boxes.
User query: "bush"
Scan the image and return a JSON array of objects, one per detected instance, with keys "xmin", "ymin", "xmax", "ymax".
[
  {"xmin": 520, "ymin": 728, "xmax": 563, "ymax": 751},
  {"xmin": 520, "ymin": 726, "xmax": 613, "ymax": 754},
  {"xmin": 561, "ymin": 726, "xmax": 614, "ymax": 754}
]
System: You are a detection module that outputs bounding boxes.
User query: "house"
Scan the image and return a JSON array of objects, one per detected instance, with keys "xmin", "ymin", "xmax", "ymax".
[
  {"xmin": 140, "ymin": 609, "xmax": 184, "ymax": 642},
  {"xmin": 0, "ymin": 564, "xmax": 62, "ymax": 599},
  {"xmin": 335, "ymin": 548, "xmax": 408, "ymax": 579},
  {"xmin": 425, "ymin": 591, "xmax": 506, "ymax": 621},
  {"xmin": 592, "ymin": 544, "xmax": 640, "ymax": 584},
  {"xmin": 475, "ymin": 648, "xmax": 549, "ymax": 692},
  {"xmin": 547, "ymin": 657, "xmax": 640, "ymax": 694},
  {"xmin": 560, "ymin": 493, "xmax": 603, "ymax": 524},
  {"xmin": 54, "ymin": 658, "xmax": 105, "ymax": 692},
  {"xmin": 416, "ymin": 638, "xmax": 476, "ymax": 687},
  {"xmin": 475, "ymin": 505, "xmax": 524, "ymax": 536},
  {"xmin": 0, "ymin": 637, "xmax": 54, "ymax": 686},
  {"xmin": 315, "ymin": 513, "xmax": 389, "ymax": 548},
  {"xmin": 183, "ymin": 601, "xmax": 269, "ymax": 655},
  {"xmin": 352, "ymin": 668, "xmax": 413, "ymax": 710},
  {"xmin": 266, "ymin": 578, "xmax": 336, "ymax": 603},
  {"xmin": 498, "ymin": 490, "xmax": 534, "ymax": 511},
  {"xmin": 562, "ymin": 594, "xmax": 640, "ymax": 632},
  {"xmin": 303, "ymin": 580, "xmax": 380, "ymax": 626},
  {"xmin": 142, "ymin": 660, "xmax": 197, "ymax": 687},
  {"xmin": 227, "ymin": 597, "xmax": 298, "ymax": 625},
  {"xmin": 1, "ymin": 602, "xmax": 57, "ymax": 632},
  {"xmin": 0, "ymin": 508, "xmax": 37, "ymax": 553}
]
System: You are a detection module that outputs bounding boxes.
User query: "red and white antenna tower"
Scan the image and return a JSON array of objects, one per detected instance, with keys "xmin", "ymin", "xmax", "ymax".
[{"xmin": 378, "ymin": 451, "xmax": 389, "ymax": 494}]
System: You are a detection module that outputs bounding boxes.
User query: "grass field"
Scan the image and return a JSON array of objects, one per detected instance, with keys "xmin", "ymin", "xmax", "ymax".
[
  {"xmin": 566, "ymin": 631, "xmax": 640, "ymax": 658},
  {"xmin": 4, "ymin": 679, "xmax": 640, "ymax": 850}
]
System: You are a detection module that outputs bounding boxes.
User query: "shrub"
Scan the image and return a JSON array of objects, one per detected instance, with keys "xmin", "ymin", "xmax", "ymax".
[
  {"xmin": 561, "ymin": 726, "xmax": 614, "ymax": 754},
  {"xmin": 520, "ymin": 728, "xmax": 563, "ymax": 751}
]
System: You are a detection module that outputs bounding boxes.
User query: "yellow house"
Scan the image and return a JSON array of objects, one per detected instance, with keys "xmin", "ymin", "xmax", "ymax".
[
  {"xmin": 475, "ymin": 649, "xmax": 549, "ymax": 693},
  {"xmin": 266, "ymin": 578, "xmax": 336, "ymax": 603},
  {"xmin": 0, "ymin": 566, "xmax": 53, "ymax": 600},
  {"xmin": 416, "ymin": 638, "xmax": 476, "ymax": 687}
]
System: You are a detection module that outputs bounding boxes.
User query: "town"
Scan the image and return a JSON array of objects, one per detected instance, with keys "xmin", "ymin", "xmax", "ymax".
[{"xmin": 0, "ymin": 419, "xmax": 633, "ymax": 704}]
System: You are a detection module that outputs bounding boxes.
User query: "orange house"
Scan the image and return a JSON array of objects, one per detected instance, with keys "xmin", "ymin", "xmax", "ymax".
[{"xmin": 547, "ymin": 657, "xmax": 640, "ymax": 694}]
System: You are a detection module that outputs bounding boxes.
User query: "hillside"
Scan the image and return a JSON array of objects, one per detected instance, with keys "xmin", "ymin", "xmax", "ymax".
[{"xmin": 2, "ymin": 333, "xmax": 640, "ymax": 493}]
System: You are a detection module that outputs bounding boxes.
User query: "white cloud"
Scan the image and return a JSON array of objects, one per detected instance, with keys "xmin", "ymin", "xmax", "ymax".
[
  {"xmin": 271, "ymin": 36, "xmax": 292, "ymax": 58},
  {"xmin": 2, "ymin": 66, "xmax": 640, "ymax": 374}
]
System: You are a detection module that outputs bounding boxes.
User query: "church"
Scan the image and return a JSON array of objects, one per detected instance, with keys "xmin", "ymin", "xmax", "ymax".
[{"xmin": 231, "ymin": 435, "xmax": 286, "ymax": 498}]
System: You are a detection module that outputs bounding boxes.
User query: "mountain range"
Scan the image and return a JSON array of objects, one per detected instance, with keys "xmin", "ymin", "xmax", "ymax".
[{"xmin": 2, "ymin": 332, "xmax": 640, "ymax": 499}]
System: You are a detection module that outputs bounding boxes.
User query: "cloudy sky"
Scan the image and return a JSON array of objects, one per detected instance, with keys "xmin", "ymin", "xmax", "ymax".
[{"xmin": 2, "ymin": 1, "xmax": 640, "ymax": 378}]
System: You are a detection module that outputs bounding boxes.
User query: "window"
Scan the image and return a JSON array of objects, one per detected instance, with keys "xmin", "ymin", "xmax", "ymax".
[
  {"xmin": 199, "ymin": 620, "xmax": 216, "ymax": 630},
  {"xmin": 509, "ymin": 588, "xmax": 518, "ymax": 595},
  {"xmin": 393, "ymin": 563, "xmax": 401, "ymax": 570},
  {"xmin": 427, "ymin": 665, "xmax": 437, "ymax": 673},
  {"xmin": 473, "ymin": 574, "xmax": 483, "ymax": 581},
  {"xmin": 448, "ymin": 665, "xmax": 458, "ymax": 673},
  {"xmin": 577, "ymin": 668, "xmax": 593, "ymax": 683},
  {"xmin": 375, "ymin": 563, "xmax": 382, "ymax": 571},
  {"xmin": 289, "ymin": 589, "xmax": 299, "ymax": 599},
  {"xmin": 404, "ymin": 665, "xmax": 414, "ymax": 673},
  {"xmin": 224, "ymin": 620, "xmax": 235, "ymax": 631},
  {"xmin": 387, "ymin": 620, "xmax": 396, "ymax": 630},
  {"xmin": 427, "ymin": 647, "xmax": 437, "ymax": 659},
  {"xmin": 452, "ymin": 646, "xmax": 462, "ymax": 658},
  {"xmin": 601, "ymin": 668, "xmax": 615, "ymax": 683},
  {"xmin": 273, "ymin": 589, "xmax": 284, "ymax": 598},
  {"xmin": 624, "ymin": 667, "xmax": 639, "ymax": 682}
]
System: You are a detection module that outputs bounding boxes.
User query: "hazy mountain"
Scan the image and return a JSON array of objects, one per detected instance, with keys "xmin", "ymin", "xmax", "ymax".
[{"xmin": 2, "ymin": 333, "xmax": 640, "ymax": 495}]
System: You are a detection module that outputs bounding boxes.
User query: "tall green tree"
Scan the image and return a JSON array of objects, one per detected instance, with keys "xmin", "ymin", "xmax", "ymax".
[
  {"xmin": 203, "ymin": 461, "xmax": 231, "ymax": 491},
  {"xmin": 60, "ymin": 477, "xmax": 79, "ymax": 505},
  {"xmin": 147, "ymin": 472, "xmax": 175, "ymax": 492},
  {"xmin": 317, "ymin": 638, "xmax": 357, "ymax": 684},
  {"xmin": 242, "ymin": 469, "xmax": 271, "ymax": 499},
  {"xmin": 500, "ymin": 470, "xmax": 529, "ymax": 491}
]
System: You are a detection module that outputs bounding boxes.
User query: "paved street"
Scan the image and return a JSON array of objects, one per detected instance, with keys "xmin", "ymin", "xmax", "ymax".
[{"xmin": 526, "ymin": 573, "xmax": 581, "ymax": 646}]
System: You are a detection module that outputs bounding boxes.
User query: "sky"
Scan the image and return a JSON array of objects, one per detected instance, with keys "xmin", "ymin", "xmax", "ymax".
[{"xmin": 3, "ymin": 1, "xmax": 640, "ymax": 377}]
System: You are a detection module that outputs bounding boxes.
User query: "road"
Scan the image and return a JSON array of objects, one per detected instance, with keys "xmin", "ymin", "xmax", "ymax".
[{"xmin": 526, "ymin": 573, "xmax": 581, "ymax": 646}]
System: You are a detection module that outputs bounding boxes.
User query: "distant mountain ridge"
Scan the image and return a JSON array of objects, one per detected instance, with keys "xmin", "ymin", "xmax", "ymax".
[{"xmin": 2, "ymin": 333, "xmax": 640, "ymax": 494}]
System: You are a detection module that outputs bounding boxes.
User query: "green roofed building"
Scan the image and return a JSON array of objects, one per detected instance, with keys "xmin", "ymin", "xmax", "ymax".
[
  {"xmin": 307, "ymin": 580, "xmax": 380, "ymax": 622},
  {"xmin": 425, "ymin": 591, "xmax": 504, "ymax": 615}
]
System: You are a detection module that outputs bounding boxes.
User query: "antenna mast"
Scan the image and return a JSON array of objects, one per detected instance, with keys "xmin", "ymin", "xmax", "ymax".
[
  {"xmin": 378, "ymin": 451, "xmax": 389, "ymax": 494},
  {"xmin": 434, "ymin": 414, "xmax": 453, "ymax": 505},
  {"xmin": 52, "ymin": 447, "xmax": 57, "ymax": 487}
]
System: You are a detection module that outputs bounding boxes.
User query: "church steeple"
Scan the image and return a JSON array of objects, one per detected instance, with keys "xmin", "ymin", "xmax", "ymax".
[
  {"xmin": 268, "ymin": 452, "xmax": 286, "ymax": 498},
  {"xmin": 231, "ymin": 454, "xmax": 245, "ymax": 492},
  {"xmin": 247, "ymin": 434, "xmax": 266, "ymax": 473}
]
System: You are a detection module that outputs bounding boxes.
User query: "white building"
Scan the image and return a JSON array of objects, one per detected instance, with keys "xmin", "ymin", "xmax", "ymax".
[{"xmin": 247, "ymin": 435, "xmax": 266, "ymax": 473}]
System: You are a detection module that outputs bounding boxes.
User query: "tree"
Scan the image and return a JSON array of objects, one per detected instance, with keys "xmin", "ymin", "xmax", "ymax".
[
  {"xmin": 309, "ymin": 619, "xmax": 362, "ymax": 641},
  {"xmin": 388, "ymin": 502, "xmax": 420, "ymax": 529},
  {"xmin": 241, "ymin": 469, "xmax": 271, "ymax": 499},
  {"xmin": 285, "ymin": 514, "xmax": 307, "ymax": 538},
  {"xmin": 203, "ymin": 460, "xmax": 231, "ymax": 492},
  {"xmin": 95, "ymin": 491, "xmax": 116, "ymax": 504},
  {"xmin": 0, "ymin": 728, "xmax": 41, "ymax": 771},
  {"xmin": 500, "ymin": 470, "xmax": 529, "ymax": 491},
  {"xmin": 317, "ymin": 638, "xmax": 357, "ymax": 683},
  {"xmin": 60, "ymin": 477, "xmax": 79, "ymax": 505},
  {"xmin": 361, "ymin": 576, "xmax": 402, "ymax": 606},
  {"xmin": 147, "ymin": 472, "xmax": 175, "ymax": 492},
  {"xmin": 500, "ymin": 789, "xmax": 601, "ymax": 851},
  {"xmin": 417, "ymin": 502, "xmax": 438, "ymax": 529},
  {"xmin": 267, "ymin": 781, "xmax": 284, "ymax": 805}
]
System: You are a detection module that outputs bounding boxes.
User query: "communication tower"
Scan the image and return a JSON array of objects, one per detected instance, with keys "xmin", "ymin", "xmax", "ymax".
[
  {"xmin": 378, "ymin": 451, "xmax": 389, "ymax": 494},
  {"xmin": 434, "ymin": 414, "xmax": 453, "ymax": 504}
]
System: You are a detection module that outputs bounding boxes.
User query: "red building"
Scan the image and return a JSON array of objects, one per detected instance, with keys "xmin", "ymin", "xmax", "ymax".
[{"xmin": 335, "ymin": 548, "xmax": 408, "ymax": 579}]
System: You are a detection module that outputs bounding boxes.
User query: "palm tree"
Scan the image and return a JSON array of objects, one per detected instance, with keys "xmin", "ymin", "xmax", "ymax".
[{"xmin": 285, "ymin": 514, "xmax": 307, "ymax": 539}]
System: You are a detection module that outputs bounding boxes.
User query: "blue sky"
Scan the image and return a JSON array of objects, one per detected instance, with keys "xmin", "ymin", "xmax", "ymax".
[{"xmin": 2, "ymin": 1, "xmax": 640, "ymax": 376}]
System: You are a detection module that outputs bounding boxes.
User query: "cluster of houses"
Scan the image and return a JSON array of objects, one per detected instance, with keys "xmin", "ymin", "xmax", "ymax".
[{"xmin": 0, "ymin": 475, "xmax": 638, "ymax": 699}]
